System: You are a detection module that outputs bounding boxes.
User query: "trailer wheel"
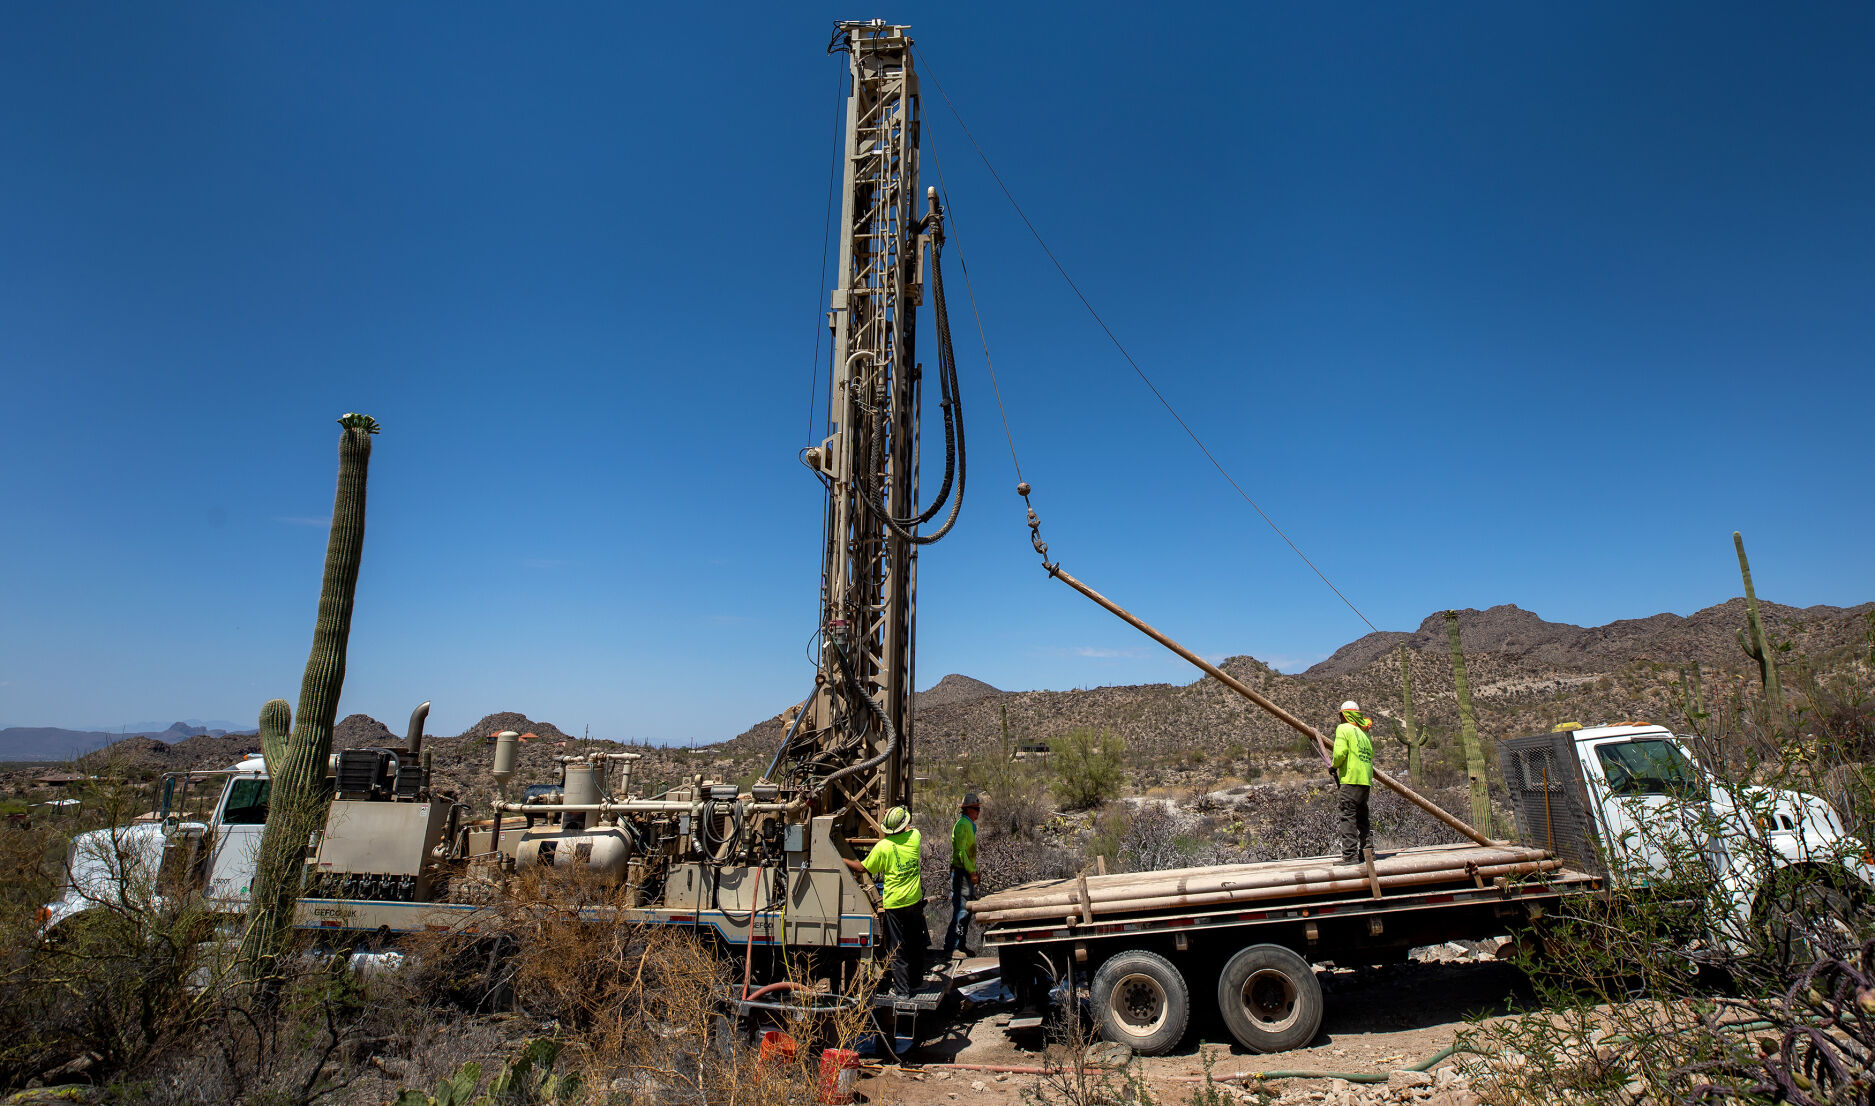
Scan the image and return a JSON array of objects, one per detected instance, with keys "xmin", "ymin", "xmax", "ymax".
[
  {"xmin": 1090, "ymin": 950, "xmax": 1189, "ymax": 1056},
  {"xmin": 1216, "ymin": 944, "xmax": 1323, "ymax": 1053}
]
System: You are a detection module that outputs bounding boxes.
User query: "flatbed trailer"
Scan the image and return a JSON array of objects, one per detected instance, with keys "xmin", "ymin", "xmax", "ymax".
[{"xmin": 975, "ymin": 842, "xmax": 1601, "ymax": 1054}]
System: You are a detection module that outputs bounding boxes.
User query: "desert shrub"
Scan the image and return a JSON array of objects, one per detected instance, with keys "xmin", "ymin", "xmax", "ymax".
[
  {"xmin": 1051, "ymin": 727, "xmax": 1126, "ymax": 811},
  {"xmin": 1117, "ymin": 803, "xmax": 1220, "ymax": 873}
]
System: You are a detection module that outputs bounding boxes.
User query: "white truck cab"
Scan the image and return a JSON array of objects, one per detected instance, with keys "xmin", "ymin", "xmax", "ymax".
[
  {"xmin": 1502, "ymin": 723, "xmax": 1874, "ymax": 948},
  {"xmin": 44, "ymin": 755, "xmax": 277, "ymax": 934}
]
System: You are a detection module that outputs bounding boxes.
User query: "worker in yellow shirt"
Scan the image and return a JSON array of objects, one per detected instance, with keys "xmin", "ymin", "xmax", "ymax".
[
  {"xmin": 942, "ymin": 792, "xmax": 981, "ymax": 959},
  {"xmin": 843, "ymin": 805, "xmax": 928, "ymax": 994},
  {"xmin": 1333, "ymin": 700, "xmax": 1375, "ymax": 864}
]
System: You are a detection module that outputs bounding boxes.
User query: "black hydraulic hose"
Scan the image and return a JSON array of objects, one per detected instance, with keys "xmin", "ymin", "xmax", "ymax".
[
  {"xmin": 857, "ymin": 235, "xmax": 965, "ymax": 546},
  {"xmin": 811, "ymin": 645, "xmax": 899, "ymax": 800},
  {"xmin": 762, "ymin": 678, "xmax": 823, "ymax": 784}
]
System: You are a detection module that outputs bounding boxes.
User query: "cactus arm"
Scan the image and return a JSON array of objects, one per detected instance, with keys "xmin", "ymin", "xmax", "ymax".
[{"xmin": 258, "ymin": 699, "xmax": 291, "ymax": 775}]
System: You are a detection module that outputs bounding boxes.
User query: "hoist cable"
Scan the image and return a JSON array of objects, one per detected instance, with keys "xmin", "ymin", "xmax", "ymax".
[
  {"xmin": 805, "ymin": 55, "xmax": 846, "ymax": 444},
  {"xmin": 914, "ymin": 46, "xmax": 1380, "ymax": 635}
]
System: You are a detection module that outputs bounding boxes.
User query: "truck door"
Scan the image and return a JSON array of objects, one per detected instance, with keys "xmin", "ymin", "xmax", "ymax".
[
  {"xmin": 205, "ymin": 774, "xmax": 271, "ymax": 905},
  {"xmin": 1582, "ymin": 737, "xmax": 1708, "ymax": 884}
]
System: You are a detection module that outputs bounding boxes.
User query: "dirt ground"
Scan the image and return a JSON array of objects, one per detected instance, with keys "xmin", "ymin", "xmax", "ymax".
[{"xmin": 860, "ymin": 959, "xmax": 1528, "ymax": 1105}]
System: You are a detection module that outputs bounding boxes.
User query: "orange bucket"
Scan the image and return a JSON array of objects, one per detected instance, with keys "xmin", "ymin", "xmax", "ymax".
[
  {"xmin": 759, "ymin": 1030, "xmax": 798, "ymax": 1068},
  {"xmin": 816, "ymin": 1047, "xmax": 859, "ymax": 1104}
]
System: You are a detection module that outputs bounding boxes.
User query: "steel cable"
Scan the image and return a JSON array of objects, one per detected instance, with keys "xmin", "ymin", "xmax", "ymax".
[{"xmin": 913, "ymin": 45, "xmax": 1380, "ymax": 635}]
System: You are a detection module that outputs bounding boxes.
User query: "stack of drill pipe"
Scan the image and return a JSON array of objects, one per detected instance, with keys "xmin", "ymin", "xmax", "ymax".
[{"xmin": 971, "ymin": 844, "xmax": 1559, "ymax": 926}]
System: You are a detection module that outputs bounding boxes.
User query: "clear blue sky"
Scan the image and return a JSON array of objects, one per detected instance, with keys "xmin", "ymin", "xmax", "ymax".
[{"xmin": 3, "ymin": 3, "xmax": 1870, "ymax": 742}]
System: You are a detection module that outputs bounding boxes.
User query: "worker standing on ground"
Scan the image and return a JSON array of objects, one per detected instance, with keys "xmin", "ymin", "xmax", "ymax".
[
  {"xmin": 943, "ymin": 792, "xmax": 981, "ymax": 959},
  {"xmin": 1334, "ymin": 700, "xmax": 1375, "ymax": 864},
  {"xmin": 843, "ymin": 805, "xmax": 929, "ymax": 994}
]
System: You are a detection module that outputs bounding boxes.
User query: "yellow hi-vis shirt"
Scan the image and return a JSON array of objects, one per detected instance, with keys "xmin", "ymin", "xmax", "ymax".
[
  {"xmin": 1333, "ymin": 722, "xmax": 1374, "ymax": 786},
  {"xmin": 951, "ymin": 814, "xmax": 978, "ymax": 875},
  {"xmin": 861, "ymin": 828, "xmax": 924, "ymax": 910}
]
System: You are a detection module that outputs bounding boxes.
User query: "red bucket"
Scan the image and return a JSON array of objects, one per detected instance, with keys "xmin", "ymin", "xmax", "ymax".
[
  {"xmin": 816, "ymin": 1047, "xmax": 859, "ymax": 1104},
  {"xmin": 759, "ymin": 1030, "xmax": 798, "ymax": 1068}
]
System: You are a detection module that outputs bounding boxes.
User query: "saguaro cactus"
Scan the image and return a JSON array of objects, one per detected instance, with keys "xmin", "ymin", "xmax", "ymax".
[
  {"xmin": 1733, "ymin": 531, "xmax": 1786, "ymax": 733},
  {"xmin": 1677, "ymin": 661, "xmax": 1706, "ymax": 731},
  {"xmin": 1444, "ymin": 610, "xmax": 1490, "ymax": 833},
  {"xmin": 1392, "ymin": 645, "xmax": 1424, "ymax": 782},
  {"xmin": 241, "ymin": 413, "xmax": 379, "ymax": 985}
]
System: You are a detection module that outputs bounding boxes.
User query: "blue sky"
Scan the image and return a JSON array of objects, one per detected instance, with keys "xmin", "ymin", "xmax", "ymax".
[{"xmin": 3, "ymin": 3, "xmax": 1870, "ymax": 743}]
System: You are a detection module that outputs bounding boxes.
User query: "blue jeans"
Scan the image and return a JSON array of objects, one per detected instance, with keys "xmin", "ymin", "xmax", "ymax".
[{"xmin": 943, "ymin": 868, "xmax": 975, "ymax": 956}]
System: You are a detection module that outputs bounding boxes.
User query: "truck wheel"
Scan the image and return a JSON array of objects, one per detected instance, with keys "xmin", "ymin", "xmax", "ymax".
[
  {"xmin": 1216, "ymin": 944, "xmax": 1323, "ymax": 1053},
  {"xmin": 1089, "ymin": 950, "xmax": 1189, "ymax": 1056}
]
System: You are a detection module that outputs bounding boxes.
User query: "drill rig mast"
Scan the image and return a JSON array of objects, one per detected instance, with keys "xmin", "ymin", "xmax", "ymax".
[
  {"xmin": 781, "ymin": 20, "xmax": 960, "ymax": 836},
  {"xmin": 284, "ymin": 22, "xmax": 965, "ymax": 1000}
]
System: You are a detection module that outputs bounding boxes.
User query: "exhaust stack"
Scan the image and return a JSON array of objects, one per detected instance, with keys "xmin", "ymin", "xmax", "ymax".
[{"xmin": 405, "ymin": 701, "xmax": 431, "ymax": 755}]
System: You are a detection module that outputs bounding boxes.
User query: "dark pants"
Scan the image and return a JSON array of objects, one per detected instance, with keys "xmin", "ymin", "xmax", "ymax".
[
  {"xmin": 1338, "ymin": 783, "xmax": 1372, "ymax": 862},
  {"xmin": 882, "ymin": 900, "xmax": 930, "ymax": 994},
  {"xmin": 943, "ymin": 868, "xmax": 975, "ymax": 957}
]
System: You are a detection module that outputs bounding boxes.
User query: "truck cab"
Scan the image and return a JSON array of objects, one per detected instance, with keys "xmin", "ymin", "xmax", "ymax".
[
  {"xmin": 46, "ymin": 755, "xmax": 290, "ymax": 933},
  {"xmin": 1501, "ymin": 723, "xmax": 1874, "ymax": 947}
]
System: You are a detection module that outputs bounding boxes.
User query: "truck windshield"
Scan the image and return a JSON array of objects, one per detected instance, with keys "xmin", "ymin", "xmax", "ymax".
[
  {"xmin": 1595, "ymin": 740, "xmax": 1701, "ymax": 798},
  {"xmin": 220, "ymin": 778, "xmax": 271, "ymax": 825}
]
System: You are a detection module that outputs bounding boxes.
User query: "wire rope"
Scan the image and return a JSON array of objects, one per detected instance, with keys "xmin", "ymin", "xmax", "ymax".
[
  {"xmin": 914, "ymin": 46, "xmax": 1380, "ymax": 635},
  {"xmin": 805, "ymin": 55, "xmax": 846, "ymax": 443}
]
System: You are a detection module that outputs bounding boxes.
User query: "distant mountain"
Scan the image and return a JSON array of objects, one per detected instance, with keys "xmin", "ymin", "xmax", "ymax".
[
  {"xmin": 1305, "ymin": 600, "xmax": 1874, "ymax": 678},
  {"xmin": 0, "ymin": 721, "xmax": 257, "ymax": 763},
  {"xmin": 918, "ymin": 674, "xmax": 1003, "ymax": 710}
]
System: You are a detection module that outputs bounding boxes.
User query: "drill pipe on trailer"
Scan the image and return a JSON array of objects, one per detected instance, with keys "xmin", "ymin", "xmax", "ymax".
[
  {"xmin": 975, "ymin": 860, "xmax": 1565, "ymax": 925},
  {"xmin": 969, "ymin": 845, "xmax": 1551, "ymax": 918}
]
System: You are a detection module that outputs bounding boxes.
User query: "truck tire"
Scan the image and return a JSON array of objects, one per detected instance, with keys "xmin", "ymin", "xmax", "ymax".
[
  {"xmin": 1215, "ymin": 943, "xmax": 1323, "ymax": 1053},
  {"xmin": 1090, "ymin": 949, "xmax": 1189, "ymax": 1056}
]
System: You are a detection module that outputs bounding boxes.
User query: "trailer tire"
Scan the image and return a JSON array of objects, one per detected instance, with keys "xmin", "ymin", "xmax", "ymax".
[
  {"xmin": 1090, "ymin": 950, "xmax": 1189, "ymax": 1056},
  {"xmin": 1216, "ymin": 944, "xmax": 1323, "ymax": 1053}
]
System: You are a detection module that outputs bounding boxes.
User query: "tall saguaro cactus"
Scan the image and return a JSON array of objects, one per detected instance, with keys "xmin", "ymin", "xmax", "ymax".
[
  {"xmin": 1733, "ymin": 531, "xmax": 1786, "ymax": 733},
  {"xmin": 1444, "ymin": 610, "xmax": 1490, "ymax": 833},
  {"xmin": 1392, "ymin": 645, "xmax": 1424, "ymax": 782},
  {"xmin": 240, "ymin": 413, "xmax": 379, "ymax": 985}
]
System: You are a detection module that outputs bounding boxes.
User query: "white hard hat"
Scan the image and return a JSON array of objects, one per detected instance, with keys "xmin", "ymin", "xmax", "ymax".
[{"xmin": 1340, "ymin": 700, "xmax": 1360, "ymax": 713}]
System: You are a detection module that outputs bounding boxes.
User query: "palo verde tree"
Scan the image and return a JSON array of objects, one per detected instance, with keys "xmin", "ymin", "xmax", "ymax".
[
  {"xmin": 239, "ymin": 413, "xmax": 379, "ymax": 986},
  {"xmin": 1444, "ymin": 609, "xmax": 1490, "ymax": 833}
]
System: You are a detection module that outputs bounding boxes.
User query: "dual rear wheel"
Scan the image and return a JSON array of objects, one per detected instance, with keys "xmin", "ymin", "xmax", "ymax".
[{"xmin": 1089, "ymin": 943, "xmax": 1323, "ymax": 1056}]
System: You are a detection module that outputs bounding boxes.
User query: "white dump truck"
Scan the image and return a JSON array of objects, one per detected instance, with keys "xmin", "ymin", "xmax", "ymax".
[{"xmin": 973, "ymin": 723, "xmax": 1875, "ymax": 1055}]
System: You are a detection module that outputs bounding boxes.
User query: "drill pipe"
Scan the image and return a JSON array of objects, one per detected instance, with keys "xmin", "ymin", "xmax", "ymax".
[
  {"xmin": 972, "ymin": 859, "xmax": 1563, "ymax": 926},
  {"xmin": 968, "ymin": 846, "xmax": 1549, "ymax": 914},
  {"xmin": 1047, "ymin": 565, "xmax": 1494, "ymax": 848}
]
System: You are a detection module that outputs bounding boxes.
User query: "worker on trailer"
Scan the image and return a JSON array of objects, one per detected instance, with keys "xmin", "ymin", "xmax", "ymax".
[
  {"xmin": 842, "ymin": 805, "xmax": 929, "ymax": 994},
  {"xmin": 1334, "ymin": 700, "xmax": 1375, "ymax": 864},
  {"xmin": 943, "ymin": 792, "xmax": 981, "ymax": 959}
]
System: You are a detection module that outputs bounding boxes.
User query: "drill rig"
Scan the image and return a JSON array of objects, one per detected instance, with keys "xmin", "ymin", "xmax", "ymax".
[{"xmin": 288, "ymin": 22, "xmax": 965, "ymax": 1000}]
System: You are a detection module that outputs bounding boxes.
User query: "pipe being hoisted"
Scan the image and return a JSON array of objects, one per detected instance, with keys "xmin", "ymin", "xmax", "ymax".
[{"xmin": 1044, "ymin": 564, "xmax": 1495, "ymax": 848}]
